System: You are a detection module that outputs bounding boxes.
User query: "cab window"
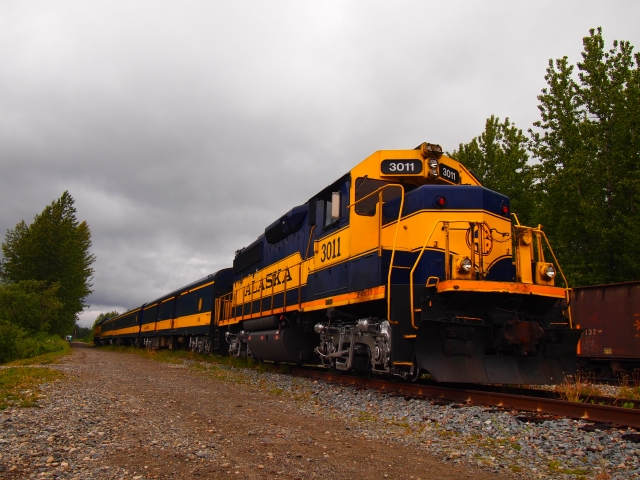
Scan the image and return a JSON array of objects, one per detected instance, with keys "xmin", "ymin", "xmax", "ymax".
[{"xmin": 355, "ymin": 177, "xmax": 402, "ymax": 216}]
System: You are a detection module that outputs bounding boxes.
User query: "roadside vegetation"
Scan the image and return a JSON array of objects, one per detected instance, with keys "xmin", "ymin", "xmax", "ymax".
[
  {"xmin": 0, "ymin": 344, "xmax": 70, "ymax": 410},
  {"xmin": 0, "ymin": 366, "xmax": 65, "ymax": 410},
  {"xmin": 0, "ymin": 192, "xmax": 94, "ymax": 363}
]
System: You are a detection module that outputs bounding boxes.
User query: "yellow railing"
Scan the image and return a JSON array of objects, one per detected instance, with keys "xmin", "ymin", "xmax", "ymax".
[
  {"xmin": 408, "ymin": 220, "xmax": 480, "ymax": 329},
  {"xmin": 215, "ymin": 261, "xmax": 305, "ymax": 326},
  {"xmin": 347, "ymin": 184, "xmax": 405, "ymax": 324}
]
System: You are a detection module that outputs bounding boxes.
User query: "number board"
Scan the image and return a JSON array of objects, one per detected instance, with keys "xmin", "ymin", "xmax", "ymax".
[
  {"xmin": 439, "ymin": 163, "xmax": 460, "ymax": 184},
  {"xmin": 381, "ymin": 159, "xmax": 423, "ymax": 175}
]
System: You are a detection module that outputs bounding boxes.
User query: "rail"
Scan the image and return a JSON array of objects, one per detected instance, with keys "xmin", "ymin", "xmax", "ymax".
[{"xmin": 292, "ymin": 368, "xmax": 640, "ymax": 429}]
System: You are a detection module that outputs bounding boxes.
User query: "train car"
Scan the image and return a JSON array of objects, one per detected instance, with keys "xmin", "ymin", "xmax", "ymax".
[
  {"xmin": 573, "ymin": 281, "xmax": 640, "ymax": 377},
  {"xmin": 140, "ymin": 269, "xmax": 233, "ymax": 352},
  {"xmin": 217, "ymin": 142, "xmax": 581, "ymax": 384},
  {"xmin": 93, "ymin": 269, "xmax": 233, "ymax": 352}
]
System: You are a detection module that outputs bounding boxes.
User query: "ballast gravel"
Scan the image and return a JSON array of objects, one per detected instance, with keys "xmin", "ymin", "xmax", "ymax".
[{"xmin": 0, "ymin": 346, "xmax": 637, "ymax": 479}]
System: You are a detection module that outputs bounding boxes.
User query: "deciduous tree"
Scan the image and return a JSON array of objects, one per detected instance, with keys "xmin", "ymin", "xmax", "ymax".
[
  {"xmin": 450, "ymin": 115, "xmax": 535, "ymax": 225},
  {"xmin": 530, "ymin": 28, "xmax": 640, "ymax": 285}
]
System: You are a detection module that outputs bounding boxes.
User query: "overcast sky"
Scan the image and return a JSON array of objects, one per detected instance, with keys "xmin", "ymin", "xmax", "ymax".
[{"xmin": 1, "ymin": 1, "xmax": 639, "ymax": 327}]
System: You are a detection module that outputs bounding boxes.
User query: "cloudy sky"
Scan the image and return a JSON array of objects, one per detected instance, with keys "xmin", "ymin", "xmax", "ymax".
[{"xmin": 1, "ymin": 1, "xmax": 639, "ymax": 327}]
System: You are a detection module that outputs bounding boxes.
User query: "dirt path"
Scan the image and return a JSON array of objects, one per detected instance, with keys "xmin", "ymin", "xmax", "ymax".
[{"xmin": 1, "ymin": 345, "xmax": 511, "ymax": 479}]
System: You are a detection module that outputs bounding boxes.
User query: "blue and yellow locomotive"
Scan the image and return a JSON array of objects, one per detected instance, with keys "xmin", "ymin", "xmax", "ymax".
[{"xmin": 96, "ymin": 142, "xmax": 581, "ymax": 384}]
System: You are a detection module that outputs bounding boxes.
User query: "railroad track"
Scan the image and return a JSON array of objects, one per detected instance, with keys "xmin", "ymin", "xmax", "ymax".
[{"xmin": 291, "ymin": 368, "xmax": 640, "ymax": 429}]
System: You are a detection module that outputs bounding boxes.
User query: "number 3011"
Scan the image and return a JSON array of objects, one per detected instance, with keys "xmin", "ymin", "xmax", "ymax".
[{"xmin": 320, "ymin": 238, "xmax": 341, "ymax": 262}]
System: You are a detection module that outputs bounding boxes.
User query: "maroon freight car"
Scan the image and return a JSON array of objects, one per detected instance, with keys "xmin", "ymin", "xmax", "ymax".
[{"xmin": 572, "ymin": 281, "xmax": 640, "ymax": 377}]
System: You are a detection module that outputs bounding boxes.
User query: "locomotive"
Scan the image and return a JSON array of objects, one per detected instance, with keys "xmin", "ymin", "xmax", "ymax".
[{"xmin": 95, "ymin": 143, "xmax": 581, "ymax": 384}]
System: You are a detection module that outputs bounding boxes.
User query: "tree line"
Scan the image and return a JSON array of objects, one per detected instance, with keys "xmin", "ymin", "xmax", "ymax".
[
  {"xmin": 450, "ymin": 28, "xmax": 640, "ymax": 286},
  {"xmin": 0, "ymin": 192, "xmax": 95, "ymax": 361}
]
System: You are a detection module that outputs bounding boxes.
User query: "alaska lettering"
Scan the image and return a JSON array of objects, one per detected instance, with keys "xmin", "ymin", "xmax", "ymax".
[{"xmin": 244, "ymin": 268, "xmax": 294, "ymax": 296}]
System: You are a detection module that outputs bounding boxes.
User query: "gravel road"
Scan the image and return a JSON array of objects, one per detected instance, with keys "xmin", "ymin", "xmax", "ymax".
[
  {"xmin": 1, "ymin": 345, "xmax": 639, "ymax": 479},
  {"xmin": 0, "ymin": 345, "xmax": 504, "ymax": 479}
]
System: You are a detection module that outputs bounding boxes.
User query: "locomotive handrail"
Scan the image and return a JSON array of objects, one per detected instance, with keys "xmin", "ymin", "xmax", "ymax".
[
  {"xmin": 409, "ymin": 220, "xmax": 473, "ymax": 329},
  {"xmin": 534, "ymin": 227, "xmax": 573, "ymax": 328},
  {"xmin": 347, "ymin": 183, "xmax": 405, "ymax": 324},
  {"xmin": 215, "ymin": 258, "xmax": 305, "ymax": 326}
]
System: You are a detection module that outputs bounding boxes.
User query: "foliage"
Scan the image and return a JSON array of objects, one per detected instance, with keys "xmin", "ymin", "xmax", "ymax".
[
  {"xmin": 0, "ymin": 323, "xmax": 69, "ymax": 364},
  {"xmin": 73, "ymin": 325, "xmax": 93, "ymax": 341},
  {"xmin": 529, "ymin": 28, "xmax": 640, "ymax": 285},
  {"xmin": 450, "ymin": 115, "xmax": 535, "ymax": 225},
  {"xmin": 0, "ymin": 191, "xmax": 95, "ymax": 334},
  {"xmin": 454, "ymin": 29, "xmax": 640, "ymax": 286},
  {"xmin": 0, "ymin": 281, "xmax": 61, "ymax": 333},
  {"xmin": 92, "ymin": 311, "xmax": 120, "ymax": 328}
]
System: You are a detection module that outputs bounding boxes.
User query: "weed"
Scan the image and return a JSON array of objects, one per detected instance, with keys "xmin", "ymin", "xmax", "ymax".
[
  {"xmin": 548, "ymin": 459, "xmax": 589, "ymax": 476},
  {"xmin": 619, "ymin": 374, "xmax": 640, "ymax": 401},
  {"xmin": 508, "ymin": 465, "xmax": 522, "ymax": 473},
  {"xmin": 269, "ymin": 387, "xmax": 284, "ymax": 396},
  {"xmin": 0, "ymin": 367, "xmax": 64, "ymax": 409},
  {"xmin": 623, "ymin": 401, "xmax": 635, "ymax": 409},
  {"xmin": 554, "ymin": 371, "xmax": 603, "ymax": 402},
  {"xmin": 358, "ymin": 411, "xmax": 378, "ymax": 422}
]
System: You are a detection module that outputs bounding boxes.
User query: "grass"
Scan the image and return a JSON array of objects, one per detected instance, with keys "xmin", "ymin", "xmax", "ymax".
[
  {"xmin": 553, "ymin": 371, "xmax": 603, "ymax": 402},
  {"xmin": 0, "ymin": 345, "xmax": 71, "ymax": 410},
  {"xmin": 0, "ymin": 366, "xmax": 64, "ymax": 410},
  {"xmin": 547, "ymin": 459, "xmax": 590, "ymax": 477},
  {"xmin": 618, "ymin": 373, "xmax": 640, "ymax": 401}
]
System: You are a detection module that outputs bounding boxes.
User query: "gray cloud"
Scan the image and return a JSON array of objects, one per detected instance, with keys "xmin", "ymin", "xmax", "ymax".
[{"xmin": 1, "ymin": 1, "xmax": 638, "ymax": 326}]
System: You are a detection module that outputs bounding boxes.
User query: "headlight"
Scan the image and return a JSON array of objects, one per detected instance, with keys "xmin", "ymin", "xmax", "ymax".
[
  {"xmin": 541, "ymin": 264, "xmax": 556, "ymax": 279},
  {"xmin": 459, "ymin": 257, "xmax": 472, "ymax": 273},
  {"xmin": 428, "ymin": 158, "xmax": 439, "ymax": 169}
]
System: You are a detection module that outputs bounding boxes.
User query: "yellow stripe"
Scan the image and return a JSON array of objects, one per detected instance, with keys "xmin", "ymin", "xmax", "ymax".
[
  {"xmin": 155, "ymin": 319, "xmax": 173, "ymax": 331},
  {"xmin": 111, "ymin": 326, "xmax": 140, "ymax": 336},
  {"xmin": 219, "ymin": 285, "xmax": 387, "ymax": 326},
  {"xmin": 437, "ymin": 280, "xmax": 567, "ymax": 298},
  {"xmin": 301, "ymin": 286, "xmax": 386, "ymax": 312},
  {"xmin": 383, "ymin": 208, "xmax": 510, "ymax": 224},
  {"xmin": 180, "ymin": 281, "xmax": 215, "ymax": 294},
  {"xmin": 172, "ymin": 312, "xmax": 212, "ymax": 329}
]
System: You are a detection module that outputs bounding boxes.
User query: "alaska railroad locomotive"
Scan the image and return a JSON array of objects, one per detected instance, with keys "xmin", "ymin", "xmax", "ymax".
[{"xmin": 94, "ymin": 143, "xmax": 581, "ymax": 384}]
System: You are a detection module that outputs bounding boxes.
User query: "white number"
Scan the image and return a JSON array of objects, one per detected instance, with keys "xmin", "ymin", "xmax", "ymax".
[
  {"xmin": 386, "ymin": 161, "xmax": 417, "ymax": 173},
  {"xmin": 442, "ymin": 167, "xmax": 456, "ymax": 180}
]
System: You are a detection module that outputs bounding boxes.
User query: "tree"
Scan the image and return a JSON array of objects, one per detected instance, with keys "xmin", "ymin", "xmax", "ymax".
[
  {"xmin": 450, "ymin": 115, "xmax": 535, "ymax": 225},
  {"xmin": 92, "ymin": 311, "xmax": 120, "ymax": 328},
  {"xmin": 0, "ymin": 281, "xmax": 61, "ymax": 333},
  {"xmin": 529, "ymin": 28, "xmax": 640, "ymax": 285},
  {"xmin": 0, "ymin": 191, "xmax": 95, "ymax": 334}
]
